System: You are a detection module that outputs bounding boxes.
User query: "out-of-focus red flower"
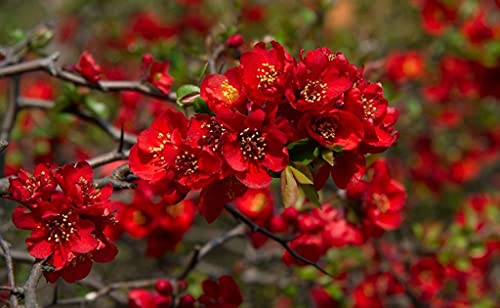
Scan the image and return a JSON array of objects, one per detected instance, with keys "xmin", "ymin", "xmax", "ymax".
[
  {"xmin": 418, "ymin": 0, "xmax": 458, "ymax": 36},
  {"xmin": 22, "ymin": 79, "xmax": 55, "ymax": 100},
  {"xmin": 410, "ymin": 257, "xmax": 445, "ymax": 300},
  {"xmin": 353, "ymin": 273, "xmax": 403, "ymax": 308},
  {"xmin": 242, "ymin": 4, "xmax": 265, "ymax": 23},
  {"xmin": 75, "ymin": 51, "xmax": 102, "ymax": 83},
  {"xmin": 198, "ymin": 275, "xmax": 243, "ymax": 308},
  {"xmin": 462, "ymin": 10, "xmax": 495, "ymax": 45},
  {"xmin": 130, "ymin": 11, "xmax": 178, "ymax": 41},
  {"xmin": 310, "ymin": 286, "xmax": 339, "ymax": 308},
  {"xmin": 385, "ymin": 51, "xmax": 425, "ymax": 84}
]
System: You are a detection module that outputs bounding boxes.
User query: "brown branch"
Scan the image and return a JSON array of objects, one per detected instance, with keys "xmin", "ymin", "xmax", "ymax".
[
  {"xmin": 0, "ymin": 232, "xmax": 19, "ymax": 307},
  {"xmin": 177, "ymin": 223, "xmax": 246, "ymax": 280},
  {"xmin": 0, "ymin": 52, "xmax": 177, "ymax": 101},
  {"xmin": 0, "ymin": 77, "xmax": 20, "ymax": 177},
  {"xmin": 23, "ymin": 258, "xmax": 47, "ymax": 308},
  {"xmin": 17, "ymin": 97, "xmax": 138, "ymax": 145},
  {"xmin": 224, "ymin": 204, "xmax": 333, "ymax": 277}
]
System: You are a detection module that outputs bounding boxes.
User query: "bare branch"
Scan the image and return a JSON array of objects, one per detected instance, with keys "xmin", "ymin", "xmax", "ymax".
[
  {"xmin": 23, "ymin": 258, "xmax": 47, "ymax": 308},
  {"xmin": 0, "ymin": 53, "xmax": 177, "ymax": 101},
  {"xmin": 0, "ymin": 232, "xmax": 20, "ymax": 307},
  {"xmin": 224, "ymin": 204, "xmax": 333, "ymax": 277}
]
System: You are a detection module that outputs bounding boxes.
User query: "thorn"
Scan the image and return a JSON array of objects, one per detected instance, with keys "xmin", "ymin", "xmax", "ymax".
[{"xmin": 118, "ymin": 124, "xmax": 125, "ymax": 154}]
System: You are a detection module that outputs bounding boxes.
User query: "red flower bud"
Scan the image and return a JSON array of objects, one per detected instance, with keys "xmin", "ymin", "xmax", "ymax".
[
  {"xmin": 226, "ymin": 34, "xmax": 244, "ymax": 48},
  {"xmin": 178, "ymin": 294, "xmax": 195, "ymax": 308},
  {"xmin": 155, "ymin": 279, "xmax": 173, "ymax": 296}
]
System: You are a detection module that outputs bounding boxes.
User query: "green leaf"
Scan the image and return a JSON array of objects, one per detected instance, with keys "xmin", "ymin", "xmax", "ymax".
[
  {"xmin": 289, "ymin": 163, "xmax": 314, "ymax": 185},
  {"xmin": 301, "ymin": 184, "xmax": 320, "ymax": 206},
  {"xmin": 281, "ymin": 167, "xmax": 299, "ymax": 208},
  {"xmin": 321, "ymin": 148, "xmax": 334, "ymax": 166},
  {"xmin": 287, "ymin": 138, "xmax": 319, "ymax": 165},
  {"xmin": 192, "ymin": 97, "xmax": 213, "ymax": 114},
  {"xmin": 176, "ymin": 84, "xmax": 200, "ymax": 106},
  {"xmin": 84, "ymin": 98, "xmax": 109, "ymax": 118}
]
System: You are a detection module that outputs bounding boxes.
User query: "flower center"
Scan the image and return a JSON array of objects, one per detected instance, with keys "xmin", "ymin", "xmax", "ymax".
[
  {"xmin": 45, "ymin": 212, "xmax": 77, "ymax": 243},
  {"xmin": 239, "ymin": 128, "xmax": 267, "ymax": 161},
  {"xmin": 132, "ymin": 210, "xmax": 147, "ymax": 225},
  {"xmin": 362, "ymin": 96, "xmax": 377, "ymax": 120},
  {"xmin": 256, "ymin": 63, "xmax": 278, "ymax": 90},
  {"xmin": 200, "ymin": 118, "xmax": 226, "ymax": 152},
  {"xmin": 300, "ymin": 80, "xmax": 327, "ymax": 103},
  {"xmin": 313, "ymin": 118, "xmax": 336, "ymax": 141},
  {"xmin": 372, "ymin": 193, "xmax": 390, "ymax": 213},
  {"xmin": 175, "ymin": 151, "xmax": 199, "ymax": 175},
  {"xmin": 221, "ymin": 80, "xmax": 239, "ymax": 103}
]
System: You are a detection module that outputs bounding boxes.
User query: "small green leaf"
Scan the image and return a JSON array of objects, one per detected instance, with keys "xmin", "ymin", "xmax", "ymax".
[
  {"xmin": 176, "ymin": 84, "xmax": 200, "ymax": 106},
  {"xmin": 301, "ymin": 184, "xmax": 320, "ymax": 206},
  {"xmin": 321, "ymin": 149, "xmax": 334, "ymax": 166},
  {"xmin": 287, "ymin": 138, "xmax": 319, "ymax": 165},
  {"xmin": 289, "ymin": 166, "xmax": 313, "ymax": 185},
  {"xmin": 281, "ymin": 167, "xmax": 299, "ymax": 208},
  {"xmin": 192, "ymin": 97, "xmax": 213, "ymax": 114},
  {"xmin": 85, "ymin": 98, "xmax": 109, "ymax": 118}
]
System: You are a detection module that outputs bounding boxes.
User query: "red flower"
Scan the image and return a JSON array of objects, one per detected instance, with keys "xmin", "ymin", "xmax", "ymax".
[
  {"xmin": 198, "ymin": 275, "xmax": 243, "ymax": 308},
  {"xmin": 13, "ymin": 194, "xmax": 97, "ymax": 271},
  {"xmin": 234, "ymin": 188, "xmax": 274, "ymax": 225},
  {"xmin": 301, "ymin": 110, "xmax": 363, "ymax": 151},
  {"xmin": 9, "ymin": 162, "xmax": 118, "ymax": 283},
  {"xmin": 142, "ymin": 53, "xmax": 174, "ymax": 95},
  {"xmin": 462, "ymin": 10, "xmax": 495, "ymax": 45},
  {"xmin": 75, "ymin": 51, "xmax": 102, "ymax": 83},
  {"xmin": 226, "ymin": 34, "xmax": 244, "ymax": 48},
  {"xmin": 418, "ymin": 0, "xmax": 458, "ymax": 36},
  {"xmin": 353, "ymin": 273, "xmax": 403, "ymax": 308},
  {"xmin": 129, "ymin": 108, "xmax": 188, "ymax": 182},
  {"xmin": 8, "ymin": 163, "xmax": 56, "ymax": 204},
  {"xmin": 385, "ymin": 51, "xmax": 425, "ymax": 84},
  {"xmin": 362, "ymin": 160, "xmax": 406, "ymax": 231},
  {"xmin": 286, "ymin": 48, "xmax": 358, "ymax": 112},
  {"xmin": 282, "ymin": 234, "xmax": 325, "ymax": 266},
  {"xmin": 198, "ymin": 175, "xmax": 247, "ymax": 223},
  {"xmin": 239, "ymin": 41, "xmax": 295, "ymax": 106},
  {"xmin": 200, "ymin": 68, "xmax": 246, "ymax": 114},
  {"xmin": 410, "ymin": 257, "xmax": 445, "ymax": 300},
  {"xmin": 219, "ymin": 109, "xmax": 289, "ymax": 188}
]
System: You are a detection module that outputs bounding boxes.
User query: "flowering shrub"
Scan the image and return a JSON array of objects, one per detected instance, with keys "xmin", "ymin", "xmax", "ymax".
[{"xmin": 0, "ymin": 0, "xmax": 498, "ymax": 307}]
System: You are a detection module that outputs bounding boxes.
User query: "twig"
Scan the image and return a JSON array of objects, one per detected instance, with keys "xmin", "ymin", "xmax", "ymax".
[
  {"xmin": 94, "ymin": 163, "xmax": 137, "ymax": 190},
  {"xmin": 0, "ymin": 77, "xmax": 20, "ymax": 177},
  {"xmin": 17, "ymin": 97, "xmax": 138, "ymax": 145},
  {"xmin": 224, "ymin": 204, "xmax": 333, "ymax": 277},
  {"xmin": 0, "ymin": 232, "xmax": 19, "ymax": 307},
  {"xmin": 48, "ymin": 224, "xmax": 246, "ymax": 306},
  {"xmin": 177, "ymin": 223, "xmax": 246, "ymax": 280},
  {"xmin": 0, "ymin": 52, "xmax": 177, "ymax": 101},
  {"xmin": 86, "ymin": 149, "xmax": 129, "ymax": 169}
]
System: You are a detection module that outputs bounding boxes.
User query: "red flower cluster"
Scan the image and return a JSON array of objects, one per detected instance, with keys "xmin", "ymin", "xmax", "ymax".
[
  {"xmin": 128, "ymin": 275, "xmax": 242, "ymax": 308},
  {"xmin": 130, "ymin": 41, "xmax": 400, "ymax": 224},
  {"xmin": 8, "ymin": 162, "xmax": 118, "ymax": 282},
  {"xmin": 115, "ymin": 180, "xmax": 195, "ymax": 257}
]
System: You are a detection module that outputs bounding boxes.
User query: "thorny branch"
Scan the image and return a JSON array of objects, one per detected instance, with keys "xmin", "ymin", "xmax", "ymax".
[{"xmin": 224, "ymin": 204, "xmax": 333, "ymax": 277}]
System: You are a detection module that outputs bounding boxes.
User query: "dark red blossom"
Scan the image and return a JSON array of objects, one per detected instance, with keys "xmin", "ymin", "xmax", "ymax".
[
  {"xmin": 302, "ymin": 110, "xmax": 363, "ymax": 151},
  {"xmin": 219, "ymin": 109, "xmax": 289, "ymax": 188},
  {"xmin": 385, "ymin": 51, "xmax": 425, "ymax": 84},
  {"xmin": 418, "ymin": 0, "xmax": 458, "ymax": 36},
  {"xmin": 75, "ymin": 51, "xmax": 102, "ymax": 83},
  {"xmin": 286, "ymin": 48, "xmax": 358, "ymax": 112},
  {"xmin": 198, "ymin": 275, "xmax": 243, "ymax": 308},
  {"xmin": 462, "ymin": 10, "xmax": 495, "ymax": 45},
  {"xmin": 9, "ymin": 162, "xmax": 118, "ymax": 283},
  {"xmin": 410, "ymin": 257, "xmax": 445, "ymax": 300}
]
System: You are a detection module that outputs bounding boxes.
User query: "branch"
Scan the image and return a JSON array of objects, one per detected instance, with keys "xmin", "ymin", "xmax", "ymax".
[
  {"xmin": 177, "ymin": 223, "xmax": 246, "ymax": 280},
  {"xmin": 0, "ymin": 77, "xmax": 20, "ymax": 177},
  {"xmin": 224, "ymin": 204, "xmax": 333, "ymax": 277},
  {"xmin": 94, "ymin": 163, "xmax": 137, "ymax": 190},
  {"xmin": 0, "ymin": 53, "xmax": 177, "ymax": 101},
  {"xmin": 0, "ymin": 232, "xmax": 19, "ymax": 307},
  {"xmin": 23, "ymin": 258, "xmax": 46, "ymax": 308},
  {"xmin": 17, "ymin": 97, "xmax": 138, "ymax": 145}
]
